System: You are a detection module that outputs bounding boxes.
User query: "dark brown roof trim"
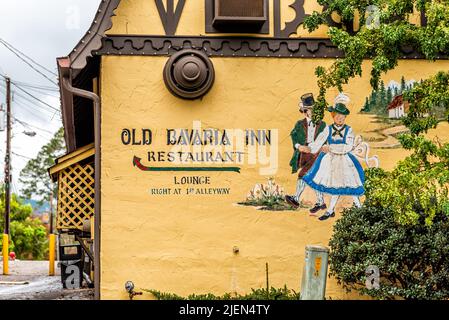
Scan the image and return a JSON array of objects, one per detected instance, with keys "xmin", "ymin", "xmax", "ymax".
[
  {"xmin": 98, "ymin": 36, "xmax": 343, "ymax": 58},
  {"xmin": 57, "ymin": 57, "xmax": 76, "ymax": 152},
  {"xmin": 96, "ymin": 35, "xmax": 447, "ymax": 59}
]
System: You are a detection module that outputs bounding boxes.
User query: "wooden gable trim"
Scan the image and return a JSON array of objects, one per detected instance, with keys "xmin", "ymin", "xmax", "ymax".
[
  {"xmin": 69, "ymin": 0, "xmax": 121, "ymax": 73},
  {"xmin": 49, "ymin": 144, "xmax": 95, "ymax": 181},
  {"xmin": 56, "ymin": 143, "xmax": 95, "ymax": 164}
]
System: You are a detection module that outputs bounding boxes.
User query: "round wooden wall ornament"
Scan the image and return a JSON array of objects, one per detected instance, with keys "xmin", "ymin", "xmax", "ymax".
[{"xmin": 163, "ymin": 49, "xmax": 215, "ymax": 100}]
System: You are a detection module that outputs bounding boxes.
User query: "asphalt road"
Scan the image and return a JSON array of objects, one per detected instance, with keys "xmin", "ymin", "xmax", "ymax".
[{"xmin": 0, "ymin": 260, "xmax": 93, "ymax": 300}]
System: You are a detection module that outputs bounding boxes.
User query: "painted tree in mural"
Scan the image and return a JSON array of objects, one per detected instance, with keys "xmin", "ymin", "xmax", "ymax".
[
  {"xmin": 303, "ymin": 0, "xmax": 449, "ymax": 299},
  {"xmin": 361, "ymin": 76, "xmax": 416, "ymax": 114},
  {"xmin": 19, "ymin": 127, "xmax": 65, "ymax": 205}
]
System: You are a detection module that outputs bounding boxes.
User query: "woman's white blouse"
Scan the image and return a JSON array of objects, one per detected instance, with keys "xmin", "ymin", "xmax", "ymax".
[{"xmin": 308, "ymin": 125, "xmax": 355, "ymax": 155}]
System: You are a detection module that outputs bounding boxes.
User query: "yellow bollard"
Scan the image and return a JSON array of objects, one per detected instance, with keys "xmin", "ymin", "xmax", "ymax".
[
  {"xmin": 2, "ymin": 234, "xmax": 9, "ymax": 275},
  {"xmin": 49, "ymin": 234, "xmax": 56, "ymax": 276}
]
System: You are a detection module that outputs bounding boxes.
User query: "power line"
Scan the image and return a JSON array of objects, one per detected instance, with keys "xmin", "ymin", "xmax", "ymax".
[
  {"xmin": 0, "ymin": 40, "xmax": 58, "ymax": 86},
  {"xmin": 12, "ymin": 151, "xmax": 33, "ymax": 160},
  {"xmin": 13, "ymin": 115, "xmax": 55, "ymax": 135},
  {"xmin": 19, "ymin": 86, "xmax": 60, "ymax": 99},
  {"xmin": 10, "ymin": 83, "xmax": 60, "ymax": 113},
  {"xmin": 0, "ymin": 75, "xmax": 59, "ymax": 92},
  {"xmin": 13, "ymin": 101, "xmax": 58, "ymax": 124},
  {"xmin": 5, "ymin": 95, "xmax": 60, "ymax": 125},
  {"xmin": 0, "ymin": 77, "xmax": 61, "ymax": 117},
  {"xmin": 16, "ymin": 131, "xmax": 53, "ymax": 141},
  {"xmin": 11, "ymin": 125, "xmax": 53, "ymax": 142},
  {"xmin": 0, "ymin": 65, "xmax": 6, "ymax": 77},
  {"xmin": 0, "ymin": 79, "xmax": 60, "ymax": 99},
  {"xmin": 0, "ymin": 83, "xmax": 61, "ymax": 117},
  {"xmin": 11, "ymin": 180, "xmax": 18, "ymax": 195},
  {"xmin": 14, "ymin": 117, "xmax": 55, "ymax": 135},
  {"xmin": 15, "ymin": 128, "xmax": 53, "ymax": 142},
  {"xmin": 10, "ymin": 95, "xmax": 54, "ymax": 117},
  {"xmin": 0, "ymin": 38, "xmax": 58, "ymax": 76},
  {"xmin": 0, "ymin": 39, "xmax": 57, "ymax": 76},
  {"xmin": 13, "ymin": 80, "xmax": 59, "ymax": 92}
]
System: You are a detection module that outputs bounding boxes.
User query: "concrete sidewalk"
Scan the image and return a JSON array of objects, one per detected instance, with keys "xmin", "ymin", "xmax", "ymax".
[{"xmin": 0, "ymin": 260, "xmax": 93, "ymax": 300}]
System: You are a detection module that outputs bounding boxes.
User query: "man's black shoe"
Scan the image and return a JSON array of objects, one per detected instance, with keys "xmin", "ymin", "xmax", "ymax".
[
  {"xmin": 285, "ymin": 195, "xmax": 299, "ymax": 208},
  {"xmin": 310, "ymin": 203, "xmax": 327, "ymax": 214},
  {"xmin": 318, "ymin": 211, "xmax": 335, "ymax": 221}
]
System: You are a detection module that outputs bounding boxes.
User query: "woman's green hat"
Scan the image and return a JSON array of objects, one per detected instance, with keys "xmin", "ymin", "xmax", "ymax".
[{"xmin": 328, "ymin": 103, "xmax": 350, "ymax": 115}]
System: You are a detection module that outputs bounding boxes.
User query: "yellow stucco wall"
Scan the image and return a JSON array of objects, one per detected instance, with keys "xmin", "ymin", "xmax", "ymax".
[
  {"xmin": 100, "ymin": 55, "xmax": 449, "ymax": 300},
  {"xmin": 96, "ymin": 0, "xmax": 449, "ymax": 300}
]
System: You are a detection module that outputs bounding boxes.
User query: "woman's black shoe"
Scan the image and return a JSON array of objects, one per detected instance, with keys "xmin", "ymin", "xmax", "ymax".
[
  {"xmin": 318, "ymin": 211, "xmax": 335, "ymax": 221},
  {"xmin": 310, "ymin": 203, "xmax": 327, "ymax": 214}
]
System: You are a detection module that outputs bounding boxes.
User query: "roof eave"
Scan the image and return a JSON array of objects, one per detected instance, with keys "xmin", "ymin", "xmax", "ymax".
[
  {"xmin": 68, "ymin": 0, "xmax": 121, "ymax": 74},
  {"xmin": 58, "ymin": 0, "xmax": 121, "ymax": 152},
  {"xmin": 57, "ymin": 57, "xmax": 76, "ymax": 152}
]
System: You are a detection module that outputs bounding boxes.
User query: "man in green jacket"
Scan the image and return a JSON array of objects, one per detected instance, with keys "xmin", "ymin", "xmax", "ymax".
[{"xmin": 285, "ymin": 93, "xmax": 327, "ymax": 215}]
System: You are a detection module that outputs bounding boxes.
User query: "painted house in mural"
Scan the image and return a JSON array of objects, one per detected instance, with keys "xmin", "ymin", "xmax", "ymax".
[
  {"xmin": 388, "ymin": 95, "xmax": 410, "ymax": 119},
  {"xmin": 50, "ymin": 0, "xmax": 449, "ymax": 300}
]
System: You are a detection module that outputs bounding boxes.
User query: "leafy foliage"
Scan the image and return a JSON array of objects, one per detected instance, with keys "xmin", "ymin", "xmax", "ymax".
[
  {"xmin": 19, "ymin": 128, "xmax": 65, "ymax": 204},
  {"xmin": 302, "ymin": 0, "xmax": 449, "ymax": 123},
  {"xmin": 403, "ymin": 71, "xmax": 449, "ymax": 134},
  {"xmin": 0, "ymin": 187, "xmax": 48, "ymax": 260},
  {"xmin": 364, "ymin": 141, "xmax": 449, "ymax": 226},
  {"xmin": 304, "ymin": 0, "xmax": 449, "ymax": 300},
  {"xmin": 330, "ymin": 72, "xmax": 449, "ymax": 297},
  {"xmin": 145, "ymin": 286, "xmax": 301, "ymax": 300},
  {"xmin": 302, "ymin": 1, "xmax": 449, "ymax": 226},
  {"xmin": 329, "ymin": 204, "xmax": 449, "ymax": 300},
  {"xmin": 363, "ymin": 72, "xmax": 449, "ymax": 226}
]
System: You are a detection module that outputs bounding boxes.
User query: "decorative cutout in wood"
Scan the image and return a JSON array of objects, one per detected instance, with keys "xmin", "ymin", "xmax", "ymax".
[{"xmin": 274, "ymin": 0, "xmax": 309, "ymax": 38}]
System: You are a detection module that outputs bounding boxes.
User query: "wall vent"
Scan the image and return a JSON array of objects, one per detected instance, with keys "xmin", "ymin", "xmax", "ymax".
[{"xmin": 206, "ymin": 0, "xmax": 269, "ymax": 34}]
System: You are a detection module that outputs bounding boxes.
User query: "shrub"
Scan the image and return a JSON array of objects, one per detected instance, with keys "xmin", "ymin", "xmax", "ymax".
[
  {"xmin": 329, "ymin": 204, "xmax": 449, "ymax": 300},
  {"xmin": 9, "ymin": 218, "xmax": 48, "ymax": 260},
  {"xmin": 145, "ymin": 286, "xmax": 301, "ymax": 300},
  {"xmin": 0, "ymin": 190, "xmax": 48, "ymax": 260}
]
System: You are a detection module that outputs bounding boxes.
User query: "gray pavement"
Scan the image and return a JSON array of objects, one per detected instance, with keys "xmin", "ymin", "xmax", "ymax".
[{"xmin": 0, "ymin": 260, "xmax": 93, "ymax": 300}]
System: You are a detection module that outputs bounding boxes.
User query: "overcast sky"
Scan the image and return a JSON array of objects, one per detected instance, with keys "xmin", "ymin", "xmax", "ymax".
[{"xmin": 0, "ymin": 0, "xmax": 101, "ymax": 194}]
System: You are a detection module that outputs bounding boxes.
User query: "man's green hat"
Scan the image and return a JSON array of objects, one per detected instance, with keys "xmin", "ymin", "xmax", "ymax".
[{"xmin": 328, "ymin": 103, "xmax": 350, "ymax": 115}]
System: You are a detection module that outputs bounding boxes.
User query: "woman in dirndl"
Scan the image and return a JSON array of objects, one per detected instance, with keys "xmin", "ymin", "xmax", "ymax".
[{"xmin": 297, "ymin": 102, "xmax": 365, "ymax": 221}]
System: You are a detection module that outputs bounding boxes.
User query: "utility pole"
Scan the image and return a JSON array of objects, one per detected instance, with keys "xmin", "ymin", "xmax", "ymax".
[{"xmin": 2, "ymin": 76, "xmax": 11, "ymax": 275}]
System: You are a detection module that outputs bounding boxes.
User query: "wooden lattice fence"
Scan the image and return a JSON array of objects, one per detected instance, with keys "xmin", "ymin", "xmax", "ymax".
[{"xmin": 56, "ymin": 162, "xmax": 95, "ymax": 230}]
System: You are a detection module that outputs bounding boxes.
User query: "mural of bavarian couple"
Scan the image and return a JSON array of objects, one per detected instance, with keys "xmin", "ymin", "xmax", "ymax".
[
  {"xmin": 286, "ymin": 92, "xmax": 366, "ymax": 221},
  {"xmin": 241, "ymin": 92, "xmax": 379, "ymax": 221}
]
